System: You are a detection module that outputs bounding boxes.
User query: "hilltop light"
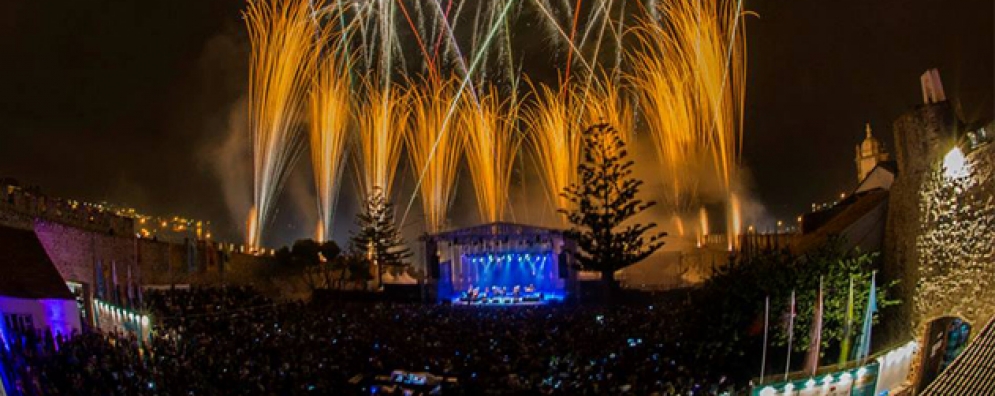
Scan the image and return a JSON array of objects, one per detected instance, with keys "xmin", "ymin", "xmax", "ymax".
[{"xmin": 943, "ymin": 146, "xmax": 968, "ymax": 179}]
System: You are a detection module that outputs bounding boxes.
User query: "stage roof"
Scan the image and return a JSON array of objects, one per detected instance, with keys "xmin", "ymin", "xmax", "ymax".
[{"xmin": 426, "ymin": 222, "xmax": 565, "ymax": 241}]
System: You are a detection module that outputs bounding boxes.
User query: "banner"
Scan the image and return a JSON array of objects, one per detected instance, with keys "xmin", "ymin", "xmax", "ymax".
[{"xmin": 753, "ymin": 362, "xmax": 878, "ymax": 396}]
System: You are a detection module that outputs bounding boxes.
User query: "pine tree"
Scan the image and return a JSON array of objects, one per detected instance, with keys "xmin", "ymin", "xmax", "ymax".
[
  {"xmin": 350, "ymin": 187, "xmax": 412, "ymax": 288},
  {"xmin": 560, "ymin": 123, "xmax": 666, "ymax": 288}
]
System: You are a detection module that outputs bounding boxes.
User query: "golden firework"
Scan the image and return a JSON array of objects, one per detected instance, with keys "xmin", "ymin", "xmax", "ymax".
[
  {"xmin": 308, "ymin": 44, "xmax": 352, "ymax": 242},
  {"xmin": 522, "ymin": 81, "xmax": 583, "ymax": 226},
  {"xmin": 352, "ymin": 78, "xmax": 410, "ymax": 200},
  {"xmin": 460, "ymin": 85, "xmax": 522, "ymax": 224},
  {"xmin": 244, "ymin": 0, "xmax": 322, "ymax": 248},
  {"xmin": 629, "ymin": 0, "xmax": 748, "ymax": 245},
  {"xmin": 405, "ymin": 75, "xmax": 465, "ymax": 233}
]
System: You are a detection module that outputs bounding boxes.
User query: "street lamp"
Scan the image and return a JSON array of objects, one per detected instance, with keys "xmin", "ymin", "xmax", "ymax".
[{"xmin": 943, "ymin": 146, "xmax": 968, "ymax": 179}]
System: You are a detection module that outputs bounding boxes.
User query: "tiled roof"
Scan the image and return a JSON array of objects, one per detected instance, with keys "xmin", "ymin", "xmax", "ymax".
[{"xmin": 922, "ymin": 316, "xmax": 995, "ymax": 395}]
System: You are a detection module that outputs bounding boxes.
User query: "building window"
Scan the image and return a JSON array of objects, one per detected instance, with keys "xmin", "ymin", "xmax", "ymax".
[{"xmin": 4, "ymin": 313, "xmax": 34, "ymax": 335}]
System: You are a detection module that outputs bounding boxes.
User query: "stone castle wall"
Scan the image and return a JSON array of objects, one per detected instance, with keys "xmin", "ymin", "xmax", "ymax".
[
  {"xmin": 883, "ymin": 101, "xmax": 995, "ymax": 342},
  {"xmin": 0, "ymin": 210, "xmax": 306, "ymax": 301},
  {"xmin": 911, "ymin": 144, "xmax": 994, "ymax": 327},
  {"xmin": 0, "ymin": 186, "xmax": 134, "ymax": 235},
  {"xmin": 33, "ymin": 220, "xmax": 137, "ymax": 289},
  {"xmin": 136, "ymin": 239, "xmax": 304, "ymax": 298}
]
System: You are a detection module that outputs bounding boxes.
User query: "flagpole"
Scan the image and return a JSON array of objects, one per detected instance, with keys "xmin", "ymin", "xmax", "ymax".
[
  {"xmin": 806, "ymin": 276, "xmax": 824, "ymax": 375},
  {"xmin": 785, "ymin": 289, "xmax": 795, "ymax": 381},
  {"xmin": 760, "ymin": 295, "xmax": 770, "ymax": 384},
  {"xmin": 840, "ymin": 275, "xmax": 854, "ymax": 367}
]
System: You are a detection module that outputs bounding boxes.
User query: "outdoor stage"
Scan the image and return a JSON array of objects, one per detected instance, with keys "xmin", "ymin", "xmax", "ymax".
[{"xmin": 423, "ymin": 223, "xmax": 576, "ymax": 305}]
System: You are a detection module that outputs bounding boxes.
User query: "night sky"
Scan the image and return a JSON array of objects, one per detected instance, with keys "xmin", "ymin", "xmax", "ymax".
[{"xmin": 0, "ymin": 1, "xmax": 991, "ymax": 245}]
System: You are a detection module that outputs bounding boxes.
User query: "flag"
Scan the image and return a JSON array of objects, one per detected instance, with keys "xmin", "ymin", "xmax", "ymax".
[
  {"xmin": 136, "ymin": 254, "xmax": 143, "ymax": 309},
  {"xmin": 855, "ymin": 272, "xmax": 878, "ymax": 361},
  {"xmin": 111, "ymin": 260, "xmax": 120, "ymax": 305},
  {"xmin": 784, "ymin": 289, "xmax": 796, "ymax": 380},
  {"xmin": 95, "ymin": 259, "xmax": 105, "ymax": 299},
  {"xmin": 805, "ymin": 277, "xmax": 824, "ymax": 374},
  {"xmin": 839, "ymin": 275, "xmax": 855, "ymax": 367},
  {"xmin": 186, "ymin": 238, "xmax": 196, "ymax": 273},
  {"xmin": 126, "ymin": 265, "xmax": 134, "ymax": 309}
]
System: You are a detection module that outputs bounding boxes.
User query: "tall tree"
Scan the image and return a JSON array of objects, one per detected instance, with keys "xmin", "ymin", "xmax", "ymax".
[
  {"xmin": 350, "ymin": 187, "xmax": 412, "ymax": 288},
  {"xmin": 560, "ymin": 123, "xmax": 666, "ymax": 287}
]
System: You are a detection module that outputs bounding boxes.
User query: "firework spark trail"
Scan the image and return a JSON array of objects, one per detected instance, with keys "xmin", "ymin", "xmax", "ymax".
[
  {"xmin": 582, "ymin": 75, "xmax": 634, "ymax": 145},
  {"xmin": 572, "ymin": 0, "xmax": 624, "ymax": 125},
  {"xmin": 352, "ymin": 79, "xmax": 409, "ymax": 199},
  {"xmin": 729, "ymin": 192, "xmax": 741, "ymax": 250},
  {"xmin": 425, "ymin": 0, "xmax": 481, "ymax": 93},
  {"xmin": 629, "ymin": 26, "xmax": 700, "ymax": 214},
  {"xmin": 460, "ymin": 86, "xmax": 523, "ymax": 223},
  {"xmin": 576, "ymin": 0, "xmax": 625, "ymax": 62},
  {"xmin": 529, "ymin": 0, "xmax": 595, "ymax": 76},
  {"xmin": 308, "ymin": 45, "xmax": 352, "ymax": 242},
  {"xmin": 244, "ymin": 0, "xmax": 321, "ymax": 248},
  {"xmin": 431, "ymin": 0, "xmax": 454, "ymax": 62},
  {"xmin": 395, "ymin": 0, "xmax": 438, "ymax": 75},
  {"xmin": 522, "ymin": 81, "xmax": 583, "ymax": 226},
  {"xmin": 698, "ymin": 205, "xmax": 708, "ymax": 245},
  {"xmin": 628, "ymin": 0, "xmax": 748, "ymax": 247},
  {"xmin": 404, "ymin": 76, "xmax": 466, "ymax": 233},
  {"xmin": 442, "ymin": 0, "xmax": 468, "ymax": 66},
  {"xmin": 613, "ymin": 0, "xmax": 627, "ymax": 80},
  {"xmin": 500, "ymin": 1, "xmax": 519, "ymax": 87},
  {"xmin": 398, "ymin": 0, "xmax": 516, "ymax": 231}
]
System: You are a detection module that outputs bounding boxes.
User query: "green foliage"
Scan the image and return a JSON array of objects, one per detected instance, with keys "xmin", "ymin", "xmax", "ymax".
[
  {"xmin": 694, "ymin": 237, "xmax": 900, "ymax": 366},
  {"xmin": 350, "ymin": 187, "xmax": 412, "ymax": 286},
  {"xmin": 341, "ymin": 251, "xmax": 374, "ymax": 289},
  {"xmin": 559, "ymin": 123, "xmax": 666, "ymax": 283},
  {"xmin": 276, "ymin": 239, "xmax": 343, "ymax": 290}
]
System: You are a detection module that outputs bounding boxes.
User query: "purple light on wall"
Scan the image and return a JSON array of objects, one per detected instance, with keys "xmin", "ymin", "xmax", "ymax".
[{"xmin": 40, "ymin": 298, "xmax": 80, "ymax": 340}]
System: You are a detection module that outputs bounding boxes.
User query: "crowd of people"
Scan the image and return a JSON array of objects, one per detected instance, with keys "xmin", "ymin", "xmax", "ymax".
[
  {"xmin": 3, "ymin": 287, "xmax": 745, "ymax": 395},
  {"xmin": 143, "ymin": 286, "xmax": 274, "ymax": 319}
]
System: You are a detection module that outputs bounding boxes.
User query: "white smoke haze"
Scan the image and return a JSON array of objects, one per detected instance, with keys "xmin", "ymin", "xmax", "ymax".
[
  {"xmin": 202, "ymin": 95, "xmax": 253, "ymax": 242},
  {"xmin": 268, "ymin": 157, "xmax": 319, "ymax": 247}
]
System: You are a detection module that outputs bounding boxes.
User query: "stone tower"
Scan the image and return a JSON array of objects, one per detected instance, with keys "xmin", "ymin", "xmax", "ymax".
[{"xmin": 855, "ymin": 123, "xmax": 890, "ymax": 182}]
